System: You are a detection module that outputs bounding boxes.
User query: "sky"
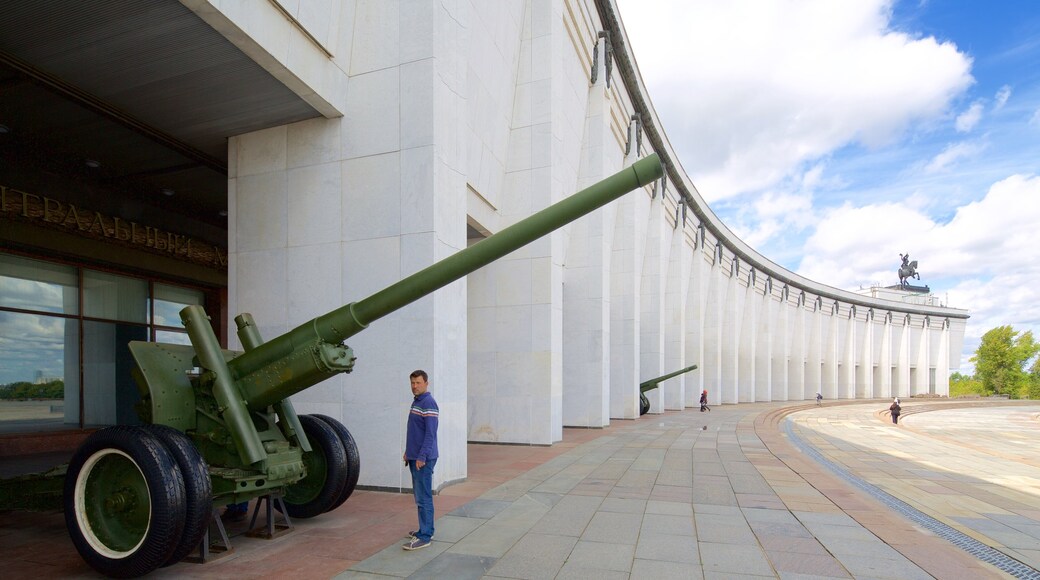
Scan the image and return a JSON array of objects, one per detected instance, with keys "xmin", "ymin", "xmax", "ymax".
[{"xmin": 615, "ymin": 0, "xmax": 1040, "ymax": 373}]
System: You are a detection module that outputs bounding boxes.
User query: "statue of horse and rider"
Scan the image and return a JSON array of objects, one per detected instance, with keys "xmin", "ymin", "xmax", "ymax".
[{"xmin": 898, "ymin": 253, "xmax": 919, "ymax": 287}]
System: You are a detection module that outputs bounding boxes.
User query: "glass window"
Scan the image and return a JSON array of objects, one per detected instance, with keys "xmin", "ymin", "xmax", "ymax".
[
  {"xmin": 153, "ymin": 283, "xmax": 204, "ymax": 328},
  {"xmin": 0, "ymin": 253, "xmax": 78, "ymax": 315},
  {"xmin": 83, "ymin": 270, "xmax": 147, "ymax": 323},
  {"xmin": 0, "ymin": 311, "xmax": 80, "ymax": 433},
  {"xmin": 82, "ymin": 320, "xmax": 147, "ymax": 427}
]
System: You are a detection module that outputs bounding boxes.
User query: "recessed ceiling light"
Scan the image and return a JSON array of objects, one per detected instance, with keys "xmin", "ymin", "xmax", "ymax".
[
  {"xmin": 161, "ymin": 188, "xmax": 175, "ymax": 197},
  {"xmin": 0, "ymin": 124, "xmax": 9, "ymax": 134},
  {"xmin": 219, "ymin": 210, "xmax": 228, "ymax": 217},
  {"xmin": 85, "ymin": 159, "xmax": 101, "ymax": 168}
]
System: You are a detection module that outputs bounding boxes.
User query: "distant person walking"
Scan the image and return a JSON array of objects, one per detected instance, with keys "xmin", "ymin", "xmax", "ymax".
[
  {"xmin": 889, "ymin": 398, "xmax": 901, "ymax": 424},
  {"xmin": 699, "ymin": 390, "xmax": 710, "ymax": 412},
  {"xmin": 816, "ymin": 392, "xmax": 823, "ymax": 406},
  {"xmin": 402, "ymin": 370, "xmax": 439, "ymax": 551}
]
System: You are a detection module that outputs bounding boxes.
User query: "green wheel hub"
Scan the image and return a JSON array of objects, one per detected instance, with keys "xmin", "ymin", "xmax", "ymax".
[
  {"xmin": 74, "ymin": 449, "xmax": 151, "ymax": 558},
  {"xmin": 285, "ymin": 443, "xmax": 329, "ymax": 505}
]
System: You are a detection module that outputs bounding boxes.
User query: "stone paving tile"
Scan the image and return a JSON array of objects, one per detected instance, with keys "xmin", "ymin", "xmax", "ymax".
[
  {"xmin": 485, "ymin": 532, "xmax": 577, "ymax": 579},
  {"xmin": 567, "ymin": 540, "xmax": 635, "ymax": 571},
  {"xmin": 630, "ymin": 558, "xmax": 704, "ymax": 579},
  {"xmin": 446, "ymin": 498, "xmax": 512, "ymax": 519},
  {"xmin": 698, "ymin": 541, "xmax": 776, "ymax": 576},
  {"xmin": 832, "ymin": 553, "xmax": 932, "ymax": 580},
  {"xmin": 445, "ymin": 523, "xmax": 527, "ymax": 557},
  {"xmin": 581, "ymin": 511, "xmax": 643, "ymax": 544},
  {"xmin": 641, "ymin": 512, "xmax": 696, "ymax": 536},
  {"xmin": 429, "ymin": 514, "xmax": 486, "ymax": 543},
  {"xmin": 349, "ymin": 539, "xmax": 449, "ymax": 577},
  {"xmin": 529, "ymin": 494, "xmax": 602, "ymax": 536},
  {"xmin": 766, "ymin": 550, "xmax": 851, "ymax": 578},
  {"xmin": 599, "ymin": 497, "xmax": 647, "ymax": 514},
  {"xmin": 634, "ymin": 531, "xmax": 700, "ymax": 564},
  {"xmin": 554, "ymin": 562, "xmax": 630, "ymax": 580},
  {"xmin": 404, "ymin": 552, "xmax": 495, "ymax": 580},
  {"xmin": 647, "ymin": 499, "xmax": 693, "ymax": 516}
]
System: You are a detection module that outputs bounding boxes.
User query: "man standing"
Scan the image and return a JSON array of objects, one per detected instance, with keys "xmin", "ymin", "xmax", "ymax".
[{"xmin": 403, "ymin": 369, "xmax": 439, "ymax": 550}]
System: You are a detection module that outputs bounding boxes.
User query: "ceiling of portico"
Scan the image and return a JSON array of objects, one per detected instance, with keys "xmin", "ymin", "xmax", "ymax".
[{"xmin": 0, "ymin": 0, "xmax": 321, "ymax": 229}]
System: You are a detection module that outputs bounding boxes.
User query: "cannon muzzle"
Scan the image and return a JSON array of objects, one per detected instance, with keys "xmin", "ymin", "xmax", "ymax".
[{"xmin": 640, "ymin": 363, "xmax": 699, "ymax": 394}]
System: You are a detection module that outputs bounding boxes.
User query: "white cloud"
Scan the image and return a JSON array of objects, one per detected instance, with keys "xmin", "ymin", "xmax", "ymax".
[
  {"xmin": 923, "ymin": 140, "xmax": 986, "ymax": 173},
  {"xmin": 955, "ymin": 101, "xmax": 983, "ymax": 132},
  {"xmin": 615, "ymin": 0, "xmax": 974, "ymax": 201},
  {"xmin": 1031, "ymin": 108, "xmax": 1040, "ymax": 126},
  {"xmin": 800, "ymin": 174, "xmax": 1040, "ymax": 285},
  {"xmin": 994, "ymin": 85, "xmax": 1011, "ymax": 110},
  {"xmin": 797, "ymin": 174, "xmax": 1040, "ymax": 370}
]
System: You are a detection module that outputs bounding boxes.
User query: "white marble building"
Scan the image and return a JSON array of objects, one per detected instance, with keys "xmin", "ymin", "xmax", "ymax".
[{"xmin": 217, "ymin": 0, "xmax": 968, "ymax": 492}]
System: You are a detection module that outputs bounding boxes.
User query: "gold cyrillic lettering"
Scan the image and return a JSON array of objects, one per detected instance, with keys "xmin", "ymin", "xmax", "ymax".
[
  {"xmin": 43, "ymin": 197, "xmax": 64, "ymax": 222},
  {"xmin": 112, "ymin": 217, "xmax": 131, "ymax": 241},
  {"xmin": 20, "ymin": 191, "xmax": 40, "ymax": 217},
  {"xmin": 87, "ymin": 211, "xmax": 108, "ymax": 236},
  {"xmin": 214, "ymin": 246, "xmax": 228, "ymax": 267},
  {"xmin": 62, "ymin": 204, "xmax": 83, "ymax": 229}
]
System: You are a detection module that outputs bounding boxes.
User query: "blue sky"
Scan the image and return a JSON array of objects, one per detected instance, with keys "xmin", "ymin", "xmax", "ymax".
[{"xmin": 616, "ymin": 0, "xmax": 1040, "ymax": 373}]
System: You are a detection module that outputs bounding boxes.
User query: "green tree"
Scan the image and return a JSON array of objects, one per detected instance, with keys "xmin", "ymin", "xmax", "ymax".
[
  {"xmin": 970, "ymin": 326, "xmax": 1040, "ymax": 398},
  {"xmin": 949, "ymin": 371, "xmax": 986, "ymax": 397}
]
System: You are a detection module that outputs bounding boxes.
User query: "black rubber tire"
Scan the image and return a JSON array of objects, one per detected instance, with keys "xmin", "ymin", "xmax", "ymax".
[
  {"xmin": 143, "ymin": 424, "xmax": 212, "ymax": 567},
  {"xmin": 278, "ymin": 414, "xmax": 348, "ymax": 519},
  {"xmin": 640, "ymin": 393, "xmax": 650, "ymax": 416},
  {"xmin": 311, "ymin": 414, "xmax": 361, "ymax": 511},
  {"xmin": 63, "ymin": 425, "xmax": 187, "ymax": 578}
]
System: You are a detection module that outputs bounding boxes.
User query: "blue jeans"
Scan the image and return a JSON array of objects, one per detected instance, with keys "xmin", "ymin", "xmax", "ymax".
[{"xmin": 408, "ymin": 458, "xmax": 437, "ymax": 541}]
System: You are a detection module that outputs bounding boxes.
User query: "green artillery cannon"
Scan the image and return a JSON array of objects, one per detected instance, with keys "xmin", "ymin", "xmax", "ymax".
[
  {"xmin": 3, "ymin": 154, "xmax": 661, "ymax": 578},
  {"xmin": 639, "ymin": 364, "xmax": 698, "ymax": 415}
]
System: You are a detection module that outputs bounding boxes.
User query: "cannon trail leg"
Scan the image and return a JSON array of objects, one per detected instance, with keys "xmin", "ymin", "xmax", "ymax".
[
  {"xmin": 640, "ymin": 393, "xmax": 650, "ymax": 416},
  {"xmin": 278, "ymin": 415, "xmax": 348, "ymax": 518},
  {"xmin": 143, "ymin": 425, "xmax": 213, "ymax": 567},
  {"xmin": 311, "ymin": 414, "xmax": 361, "ymax": 511},
  {"xmin": 63, "ymin": 426, "xmax": 187, "ymax": 578}
]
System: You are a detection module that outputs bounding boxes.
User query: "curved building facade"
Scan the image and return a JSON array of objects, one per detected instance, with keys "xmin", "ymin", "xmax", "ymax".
[{"xmin": 0, "ymin": 0, "xmax": 966, "ymax": 491}]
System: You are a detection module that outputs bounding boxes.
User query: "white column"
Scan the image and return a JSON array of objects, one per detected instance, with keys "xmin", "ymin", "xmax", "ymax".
[
  {"xmin": 562, "ymin": 39, "xmax": 615, "ymax": 428},
  {"xmin": 755, "ymin": 282, "xmax": 774, "ymax": 402},
  {"xmin": 684, "ymin": 238, "xmax": 707, "ymax": 407},
  {"xmin": 839, "ymin": 310, "xmax": 855, "ymax": 399},
  {"xmin": 914, "ymin": 318, "xmax": 930, "ymax": 395},
  {"xmin": 894, "ymin": 316, "xmax": 911, "ymax": 398},
  {"xmin": 877, "ymin": 313, "xmax": 893, "ymax": 399},
  {"xmin": 857, "ymin": 312, "xmax": 874, "ymax": 398},
  {"xmin": 720, "ymin": 264, "xmax": 742, "ymax": 404},
  {"xmin": 822, "ymin": 302, "xmax": 840, "ymax": 399},
  {"xmin": 609, "ymin": 131, "xmax": 649, "ymax": 419},
  {"xmin": 805, "ymin": 301, "xmax": 823, "ymax": 401},
  {"xmin": 639, "ymin": 192, "xmax": 668, "ymax": 414},
  {"xmin": 663, "ymin": 225, "xmax": 690, "ymax": 410},
  {"xmin": 737, "ymin": 272, "xmax": 758, "ymax": 403},
  {"xmin": 702, "ymin": 251, "xmax": 724, "ymax": 407},
  {"xmin": 935, "ymin": 320, "xmax": 951, "ymax": 396},
  {"xmin": 771, "ymin": 289, "xmax": 789, "ymax": 401}
]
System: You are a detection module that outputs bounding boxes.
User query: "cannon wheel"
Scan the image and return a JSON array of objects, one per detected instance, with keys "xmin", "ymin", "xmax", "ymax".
[
  {"xmin": 63, "ymin": 426, "xmax": 186, "ymax": 578},
  {"xmin": 311, "ymin": 414, "xmax": 361, "ymax": 511},
  {"xmin": 279, "ymin": 414, "xmax": 348, "ymax": 518},
  {"xmin": 143, "ymin": 424, "xmax": 212, "ymax": 567},
  {"xmin": 639, "ymin": 393, "xmax": 650, "ymax": 416}
]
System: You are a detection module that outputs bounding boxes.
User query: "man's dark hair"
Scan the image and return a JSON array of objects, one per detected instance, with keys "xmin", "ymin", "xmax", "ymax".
[{"xmin": 410, "ymin": 369, "xmax": 428, "ymax": 382}]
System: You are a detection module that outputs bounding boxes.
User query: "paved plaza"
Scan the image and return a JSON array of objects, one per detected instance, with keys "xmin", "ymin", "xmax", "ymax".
[{"xmin": 3, "ymin": 399, "xmax": 1040, "ymax": 578}]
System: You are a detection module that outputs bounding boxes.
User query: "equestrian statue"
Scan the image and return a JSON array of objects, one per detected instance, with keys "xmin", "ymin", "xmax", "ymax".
[{"xmin": 898, "ymin": 253, "xmax": 920, "ymax": 287}]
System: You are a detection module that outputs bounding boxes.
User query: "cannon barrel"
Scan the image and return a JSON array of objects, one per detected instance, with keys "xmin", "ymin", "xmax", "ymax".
[
  {"xmin": 640, "ymin": 363, "xmax": 699, "ymax": 393},
  {"xmin": 228, "ymin": 154, "xmax": 664, "ymax": 410}
]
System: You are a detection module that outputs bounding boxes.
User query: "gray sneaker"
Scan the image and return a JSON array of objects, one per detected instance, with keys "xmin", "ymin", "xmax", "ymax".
[{"xmin": 403, "ymin": 538, "xmax": 431, "ymax": 551}]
